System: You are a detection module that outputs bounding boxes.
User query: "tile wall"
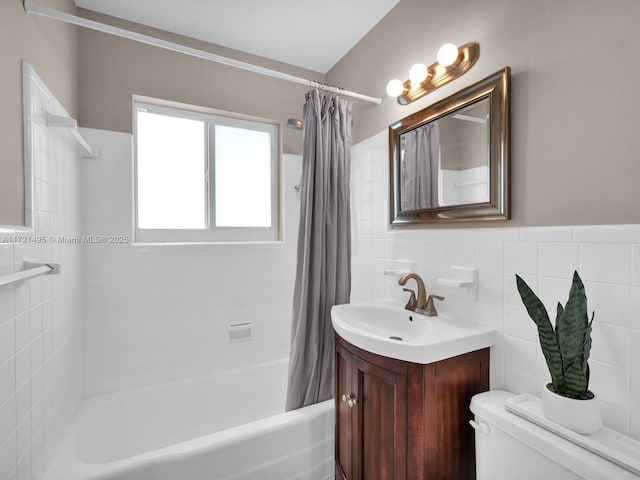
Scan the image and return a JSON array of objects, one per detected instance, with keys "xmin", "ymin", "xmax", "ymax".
[
  {"xmin": 79, "ymin": 127, "xmax": 302, "ymax": 396},
  {"xmin": 351, "ymin": 131, "xmax": 640, "ymax": 439},
  {"xmin": 0, "ymin": 72, "xmax": 83, "ymax": 479}
]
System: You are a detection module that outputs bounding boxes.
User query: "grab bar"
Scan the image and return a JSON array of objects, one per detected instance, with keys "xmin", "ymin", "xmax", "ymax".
[
  {"xmin": 0, "ymin": 261, "xmax": 61, "ymax": 288},
  {"xmin": 47, "ymin": 112, "xmax": 99, "ymax": 158}
]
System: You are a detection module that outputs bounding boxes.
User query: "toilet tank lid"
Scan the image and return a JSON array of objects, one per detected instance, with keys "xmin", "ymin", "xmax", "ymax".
[
  {"xmin": 470, "ymin": 390, "xmax": 640, "ymax": 480},
  {"xmin": 470, "ymin": 389, "xmax": 513, "ymax": 418}
]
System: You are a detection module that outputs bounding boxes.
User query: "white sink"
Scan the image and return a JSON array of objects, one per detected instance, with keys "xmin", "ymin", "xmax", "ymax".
[{"xmin": 331, "ymin": 302, "xmax": 495, "ymax": 364}]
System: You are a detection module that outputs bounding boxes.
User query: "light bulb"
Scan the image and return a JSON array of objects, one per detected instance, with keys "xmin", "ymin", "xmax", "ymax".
[
  {"xmin": 409, "ymin": 63, "xmax": 428, "ymax": 85},
  {"xmin": 437, "ymin": 43, "xmax": 459, "ymax": 67},
  {"xmin": 386, "ymin": 79, "xmax": 404, "ymax": 97}
]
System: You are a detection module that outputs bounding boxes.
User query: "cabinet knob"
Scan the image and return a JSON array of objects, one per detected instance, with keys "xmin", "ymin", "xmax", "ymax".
[{"xmin": 342, "ymin": 393, "xmax": 357, "ymax": 407}]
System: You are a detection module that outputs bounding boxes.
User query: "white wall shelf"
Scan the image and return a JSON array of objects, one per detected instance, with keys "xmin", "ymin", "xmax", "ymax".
[{"xmin": 437, "ymin": 266, "xmax": 478, "ymax": 298}]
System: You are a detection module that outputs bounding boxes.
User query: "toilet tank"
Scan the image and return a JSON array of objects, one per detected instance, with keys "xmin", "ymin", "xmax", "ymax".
[{"xmin": 470, "ymin": 390, "xmax": 639, "ymax": 480}]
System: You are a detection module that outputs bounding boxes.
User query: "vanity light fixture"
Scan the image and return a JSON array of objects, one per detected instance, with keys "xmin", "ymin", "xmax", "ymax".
[
  {"xmin": 436, "ymin": 43, "xmax": 460, "ymax": 67},
  {"xmin": 386, "ymin": 42, "xmax": 480, "ymax": 105},
  {"xmin": 385, "ymin": 79, "xmax": 405, "ymax": 97}
]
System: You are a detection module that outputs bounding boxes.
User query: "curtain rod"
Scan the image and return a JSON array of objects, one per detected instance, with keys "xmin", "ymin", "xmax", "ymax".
[{"xmin": 23, "ymin": 0, "xmax": 383, "ymax": 106}]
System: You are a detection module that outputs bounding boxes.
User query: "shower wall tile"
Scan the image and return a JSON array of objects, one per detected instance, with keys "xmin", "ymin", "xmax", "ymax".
[
  {"xmin": 632, "ymin": 245, "xmax": 640, "ymax": 287},
  {"xmin": 630, "ymin": 373, "xmax": 640, "ymax": 415},
  {"xmin": 538, "ymin": 243, "xmax": 580, "ymax": 278},
  {"xmin": 0, "ymin": 73, "xmax": 83, "ymax": 480},
  {"xmin": 631, "ymin": 414, "xmax": 640, "ymax": 442},
  {"xmin": 503, "ymin": 242, "xmax": 538, "ymax": 275},
  {"xmin": 581, "ymin": 243, "xmax": 631, "ymax": 285},
  {"xmin": 631, "ymin": 330, "xmax": 640, "ymax": 373},
  {"xmin": 476, "ymin": 242, "xmax": 503, "ymax": 272},
  {"xmin": 585, "ymin": 282, "xmax": 630, "ymax": 328},
  {"xmin": 351, "ymin": 130, "xmax": 640, "ymax": 438},
  {"xmin": 80, "ymin": 128, "xmax": 303, "ymax": 396},
  {"xmin": 504, "ymin": 366, "xmax": 537, "ymax": 397},
  {"xmin": 574, "ymin": 225, "xmax": 640, "ymax": 244},
  {"xmin": 518, "ymin": 226, "xmax": 574, "ymax": 242},
  {"xmin": 0, "ymin": 321, "xmax": 14, "ymax": 366}
]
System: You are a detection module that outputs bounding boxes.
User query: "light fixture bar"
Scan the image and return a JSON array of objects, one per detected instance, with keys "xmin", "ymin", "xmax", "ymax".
[
  {"xmin": 23, "ymin": 0, "xmax": 383, "ymax": 106},
  {"xmin": 397, "ymin": 43, "xmax": 480, "ymax": 105}
]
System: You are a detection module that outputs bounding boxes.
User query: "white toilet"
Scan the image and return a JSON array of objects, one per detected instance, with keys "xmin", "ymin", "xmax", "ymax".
[{"xmin": 470, "ymin": 390, "xmax": 640, "ymax": 480}]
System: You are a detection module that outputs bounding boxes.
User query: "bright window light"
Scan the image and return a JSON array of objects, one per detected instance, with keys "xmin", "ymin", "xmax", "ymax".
[
  {"xmin": 133, "ymin": 100, "xmax": 279, "ymax": 243},
  {"xmin": 214, "ymin": 125, "xmax": 271, "ymax": 227},
  {"xmin": 136, "ymin": 110, "xmax": 206, "ymax": 229}
]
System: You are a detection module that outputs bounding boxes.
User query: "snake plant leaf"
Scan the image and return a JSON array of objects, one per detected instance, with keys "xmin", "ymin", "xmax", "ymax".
[
  {"xmin": 516, "ymin": 274, "xmax": 549, "ymax": 324},
  {"xmin": 556, "ymin": 273, "xmax": 588, "ymax": 376},
  {"xmin": 582, "ymin": 312, "xmax": 594, "ymax": 387},
  {"xmin": 555, "ymin": 302, "xmax": 564, "ymax": 346},
  {"xmin": 515, "ymin": 275, "xmax": 564, "ymax": 390},
  {"xmin": 563, "ymin": 361, "xmax": 589, "ymax": 398}
]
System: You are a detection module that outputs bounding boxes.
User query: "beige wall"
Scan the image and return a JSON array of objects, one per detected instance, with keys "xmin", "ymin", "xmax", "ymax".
[
  {"xmin": 5, "ymin": 0, "xmax": 639, "ymax": 227},
  {"xmin": 0, "ymin": 0, "xmax": 78, "ymax": 226},
  {"xmin": 327, "ymin": 0, "xmax": 640, "ymax": 226},
  {"xmin": 77, "ymin": 9, "xmax": 318, "ymax": 156}
]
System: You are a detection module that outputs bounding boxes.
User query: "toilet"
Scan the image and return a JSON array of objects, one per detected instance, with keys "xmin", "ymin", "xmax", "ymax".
[{"xmin": 470, "ymin": 390, "xmax": 640, "ymax": 480}]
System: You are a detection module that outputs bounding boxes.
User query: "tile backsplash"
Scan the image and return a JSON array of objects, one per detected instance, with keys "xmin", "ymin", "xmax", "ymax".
[
  {"xmin": 0, "ymin": 67, "xmax": 82, "ymax": 480},
  {"xmin": 351, "ymin": 131, "xmax": 640, "ymax": 439}
]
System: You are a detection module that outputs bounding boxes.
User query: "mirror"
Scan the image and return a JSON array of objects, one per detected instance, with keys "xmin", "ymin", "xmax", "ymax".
[{"xmin": 389, "ymin": 67, "xmax": 510, "ymax": 225}]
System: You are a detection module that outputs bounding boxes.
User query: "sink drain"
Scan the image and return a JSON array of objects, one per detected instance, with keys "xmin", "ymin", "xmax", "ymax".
[{"xmin": 389, "ymin": 336, "xmax": 403, "ymax": 341}]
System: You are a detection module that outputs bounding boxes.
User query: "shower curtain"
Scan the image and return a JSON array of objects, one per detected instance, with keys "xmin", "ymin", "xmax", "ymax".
[
  {"xmin": 285, "ymin": 89, "xmax": 352, "ymax": 411},
  {"xmin": 401, "ymin": 121, "xmax": 440, "ymax": 210}
]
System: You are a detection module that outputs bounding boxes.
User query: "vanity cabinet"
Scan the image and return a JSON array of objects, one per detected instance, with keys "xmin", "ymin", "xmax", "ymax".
[{"xmin": 335, "ymin": 333, "xmax": 489, "ymax": 480}]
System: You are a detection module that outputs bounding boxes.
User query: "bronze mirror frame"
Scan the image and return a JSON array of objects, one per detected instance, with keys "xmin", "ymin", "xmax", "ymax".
[{"xmin": 389, "ymin": 67, "xmax": 511, "ymax": 225}]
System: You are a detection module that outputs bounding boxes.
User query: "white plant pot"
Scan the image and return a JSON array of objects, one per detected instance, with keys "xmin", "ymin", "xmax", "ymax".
[{"xmin": 542, "ymin": 383, "xmax": 602, "ymax": 434}]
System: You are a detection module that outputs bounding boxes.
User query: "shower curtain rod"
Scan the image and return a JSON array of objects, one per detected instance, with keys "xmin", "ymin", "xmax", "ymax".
[{"xmin": 23, "ymin": 0, "xmax": 383, "ymax": 106}]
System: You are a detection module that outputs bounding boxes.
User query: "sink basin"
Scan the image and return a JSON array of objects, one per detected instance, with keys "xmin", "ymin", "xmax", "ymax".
[{"xmin": 331, "ymin": 302, "xmax": 495, "ymax": 364}]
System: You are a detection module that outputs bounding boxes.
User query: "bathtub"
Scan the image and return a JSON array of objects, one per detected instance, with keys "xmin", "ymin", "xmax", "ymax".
[{"xmin": 45, "ymin": 359, "xmax": 335, "ymax": 480}]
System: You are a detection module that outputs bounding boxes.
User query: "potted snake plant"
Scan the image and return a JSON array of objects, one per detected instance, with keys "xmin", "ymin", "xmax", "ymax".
[{"xmin": 515, "ymin": 271, "xmax": 601, "ymax": 434}]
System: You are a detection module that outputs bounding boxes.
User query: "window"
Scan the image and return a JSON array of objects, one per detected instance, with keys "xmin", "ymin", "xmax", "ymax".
[{"xmin": 134, "ymin": 101, "xmax": 280, "ymax": 243}]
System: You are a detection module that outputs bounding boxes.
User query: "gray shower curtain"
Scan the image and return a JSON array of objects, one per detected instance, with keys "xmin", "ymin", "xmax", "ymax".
[
  {"xmin": 285, "ymin": 89, "xmax": 352, "ymax": 411},
  {"xmin": 401, "ymin": 121, "xmax": 440, "ymax": 210}
]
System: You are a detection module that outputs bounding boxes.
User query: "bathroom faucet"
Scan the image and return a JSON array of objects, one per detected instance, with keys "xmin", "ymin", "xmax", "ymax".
[
  {"xmin": 398, "ymin": 273, "xmax": 444, "ymax": 316},
  {"xmin": 398, "ymin": 273, "xmax": 427, "ymax": 312},
  {"xmin": 424, "ymin": 294, "xmax": 445, "ymax": 317}
]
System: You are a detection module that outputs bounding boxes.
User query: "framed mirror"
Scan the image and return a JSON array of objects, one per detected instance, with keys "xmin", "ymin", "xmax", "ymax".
[{"xmin": 389, "ymin": 67, "xmax": 510, "ymax": 225}]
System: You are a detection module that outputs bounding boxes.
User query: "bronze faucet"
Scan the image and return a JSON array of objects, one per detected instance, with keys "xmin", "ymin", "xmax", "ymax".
[
  {"xmin": 398, "ymin": 273, "xmax": 444, "ymax": 317},
  {"xmin": 424, "ymin": 294, "xmax": 445, "ymax": 317}
]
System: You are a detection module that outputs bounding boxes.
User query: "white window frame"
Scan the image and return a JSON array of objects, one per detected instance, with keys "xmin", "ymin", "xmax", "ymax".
[{"xmin": 133, "ymin": 99, "xmax": 281, "ymax": 244}]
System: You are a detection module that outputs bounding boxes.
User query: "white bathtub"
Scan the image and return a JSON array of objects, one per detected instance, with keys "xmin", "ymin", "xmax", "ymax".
[{"xmin": 45, "ymin": 360, "xmax": 335, "ymax": 480}]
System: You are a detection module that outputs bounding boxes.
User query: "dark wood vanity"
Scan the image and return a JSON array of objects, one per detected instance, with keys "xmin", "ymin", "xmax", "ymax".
[{"xmin": 335, "ymin": 333, "xmax": 489, "ymax": 480}]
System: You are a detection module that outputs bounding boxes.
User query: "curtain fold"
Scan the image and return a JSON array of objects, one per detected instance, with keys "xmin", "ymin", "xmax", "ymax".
[
  {"xmin": 285, "ymin": 89, "xmax": 352, "ymax": 411},
  {"xmin": 401, "ymin": 121, "xmax": 440, "ymax": 210}
]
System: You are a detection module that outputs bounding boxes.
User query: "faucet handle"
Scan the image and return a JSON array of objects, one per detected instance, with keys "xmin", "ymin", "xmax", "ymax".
[
  {"xmin": 425, "ymin": 294, "xmax": 445, "ymax": 317},
  {"xmin": 402, "ymin": 288, "xmax": 417, "ymax": 311}
]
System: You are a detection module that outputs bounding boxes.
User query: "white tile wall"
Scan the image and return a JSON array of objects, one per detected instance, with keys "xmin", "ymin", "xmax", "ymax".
[
  {"xmin": 0, "ymin": 69, "xmax": 82, "ymax": 479},
  {"xmin": 79, "ymin": 128, "xmax": 302, "ymax": 396},
  {"xmin": 351, "ymin": 131, "xmax": 640, "ymax": 439}
]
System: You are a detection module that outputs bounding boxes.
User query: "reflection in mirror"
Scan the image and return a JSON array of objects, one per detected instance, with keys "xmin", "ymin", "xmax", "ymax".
[
  {"xmin": 400, "ymin": 98, "xmax": 490, "ymax": 211},
  {"xmin": 390, "ymin": 67, "xmax": 510, "ymax": 225}
]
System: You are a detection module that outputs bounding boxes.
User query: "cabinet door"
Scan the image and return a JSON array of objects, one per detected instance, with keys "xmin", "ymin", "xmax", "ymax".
[
  {"xmin": 335, "ymin": 342, "xmax": 353, "ymax": 480},
  {"xmin": 424, "ymin": 350, "xmax": 489, "ymax": 479},
  {"xmin": 353, "ymin": 357, "xmax": 407, "ymax": 480}
]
